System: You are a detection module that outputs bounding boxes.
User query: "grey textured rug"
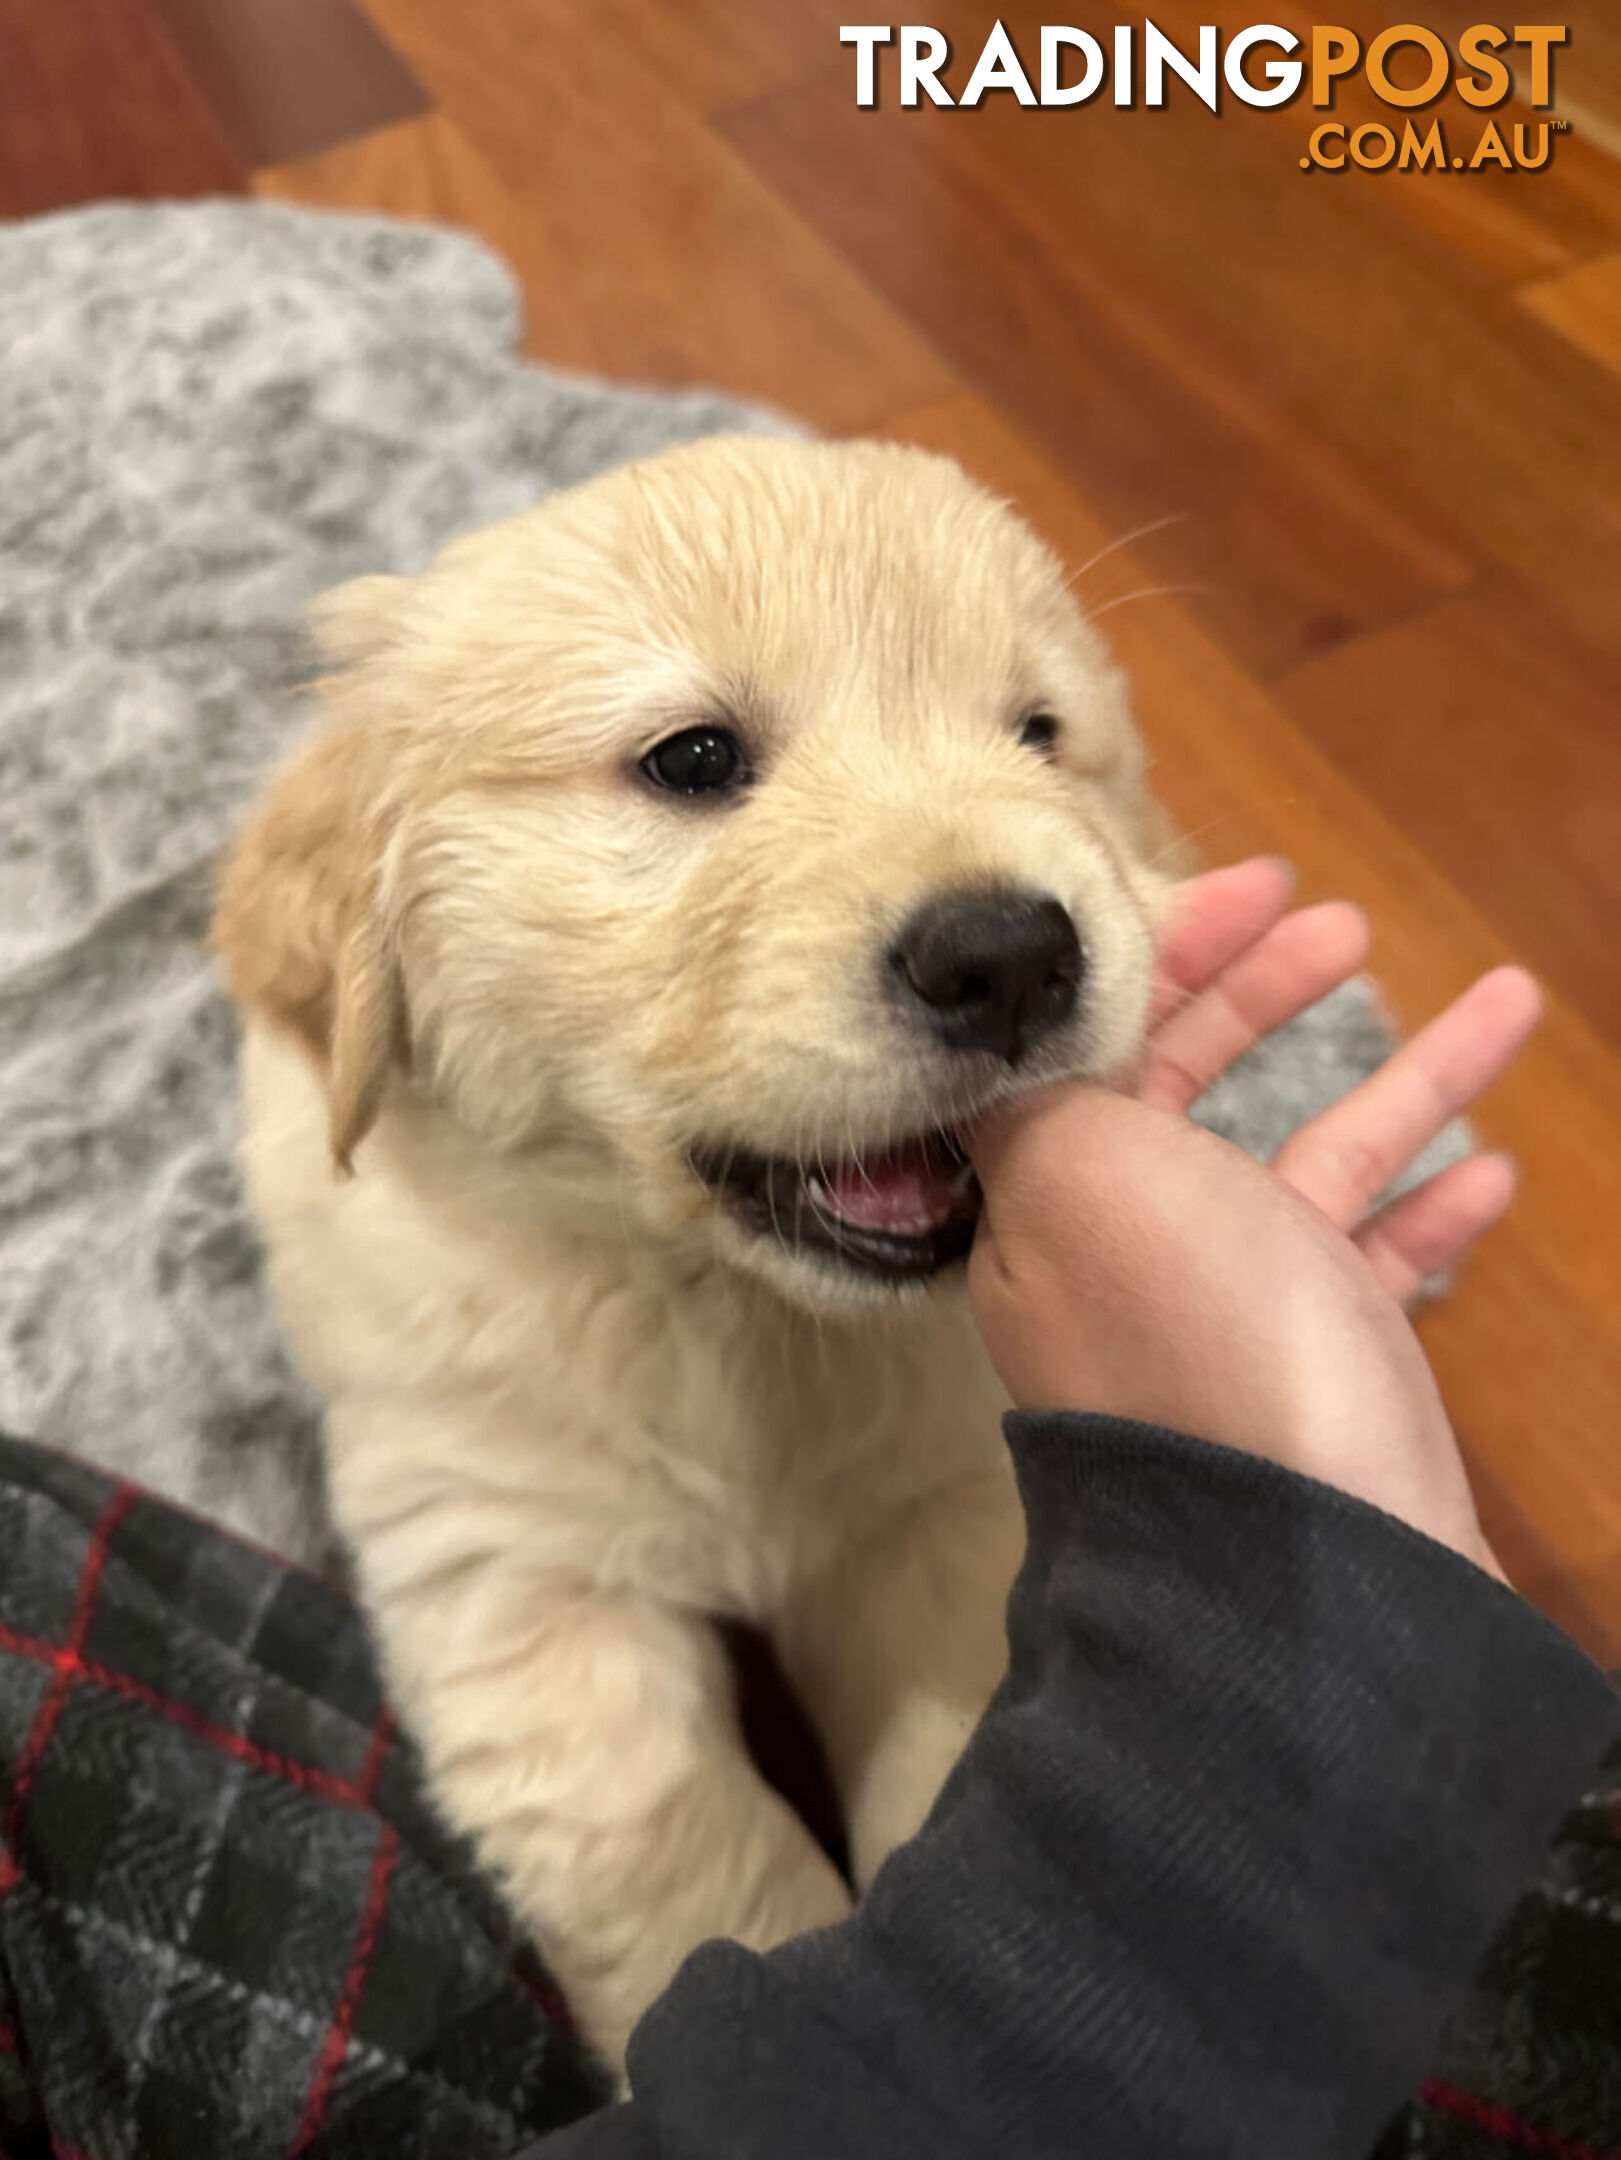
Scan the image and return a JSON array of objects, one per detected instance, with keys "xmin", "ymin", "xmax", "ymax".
[{"xmin": 0, "ymin": 201, "xmax": 1465, "ymax": 1570}]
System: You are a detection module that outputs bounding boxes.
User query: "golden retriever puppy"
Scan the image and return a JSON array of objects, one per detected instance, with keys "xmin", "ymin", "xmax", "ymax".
[{"xmin": 214, "ymin": 434, "xmax": 1171, "ymax": 2065}]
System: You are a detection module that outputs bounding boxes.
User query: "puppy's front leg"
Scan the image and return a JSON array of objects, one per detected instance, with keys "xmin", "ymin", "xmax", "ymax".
[
  {"xmin": 335, "ymin": 1444, "xmax": 851, "ymax": 2066},
  {"xmin": 784, "ymin": 1467, "xmax": 1025, "ymax": 1889}
]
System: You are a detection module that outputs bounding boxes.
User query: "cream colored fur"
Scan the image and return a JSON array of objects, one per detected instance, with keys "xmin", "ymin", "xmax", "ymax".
[{"xmin": 215, "ymin": 435, "xmax": 1171, "ymax": 2066}]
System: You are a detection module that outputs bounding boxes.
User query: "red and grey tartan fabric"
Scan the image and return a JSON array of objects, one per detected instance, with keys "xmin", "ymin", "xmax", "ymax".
[
  {"xmin": 0, "ymin": 1432, "xmax": 605, "ymax": 2159},
  {"xmin": 1376, "ymin": 1732, "xmax": 1621, "ymax": 2160},
  {"xmin": 0, "ymin": 1427, "xmax": 1616, "ymax": 2160}
]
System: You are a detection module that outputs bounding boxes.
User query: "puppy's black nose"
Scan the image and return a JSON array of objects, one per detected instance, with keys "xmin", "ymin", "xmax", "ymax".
[{"xmin": 890, "ymin": 889, "xmax": 1083, "ymax": 1064}]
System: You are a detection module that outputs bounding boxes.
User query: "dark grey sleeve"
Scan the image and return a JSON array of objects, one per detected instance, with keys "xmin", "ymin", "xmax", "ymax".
[{"xmin": 530, "ymin": 1414, "xmax": 1621, "ymax": 2160}]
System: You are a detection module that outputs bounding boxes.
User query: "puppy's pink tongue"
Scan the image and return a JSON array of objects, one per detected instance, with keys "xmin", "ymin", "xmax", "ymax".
[{"xmin": 814, "ymin": 1143, "xmax": 968, "ymax": 1235}]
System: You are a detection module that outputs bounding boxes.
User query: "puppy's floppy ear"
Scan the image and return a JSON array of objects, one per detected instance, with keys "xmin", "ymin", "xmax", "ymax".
[
  {"xmin": 214, "ymin": 577, "xmax": 410, "ymax": 1171},
  {"xmin": 310, "ymin": 573, "xmax": 409, "ymax": 672},
  {"xmin": 325, "ymin": 878, "xmax": 405, "ymax": 1172}
]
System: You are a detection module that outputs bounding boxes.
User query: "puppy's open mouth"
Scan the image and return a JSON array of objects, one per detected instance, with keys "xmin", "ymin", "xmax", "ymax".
[{"xmin": 691, "ymin": 1130, "xmax": 981, "ymax": 1283}]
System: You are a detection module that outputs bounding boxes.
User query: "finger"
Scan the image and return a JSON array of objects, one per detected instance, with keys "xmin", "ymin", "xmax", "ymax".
[
  {"xmin": 1137, "ymin": 902, "xmax": 1370, "ymax": 1114},
  {"xmin": 965, "ymin": 1078, "xmax": 1094, "ymax": 1188},
  {"xmin": 1276, "ymin": 967, "xmax": 1542, "ymax": 1229},
  {"xmin": 1148, "ymin": 858, "xmax": 1297, "ymax": 1030},
  {"xmin": 1355, "ymin": 1152, "xmax": 1518, "ymax": 1306}
]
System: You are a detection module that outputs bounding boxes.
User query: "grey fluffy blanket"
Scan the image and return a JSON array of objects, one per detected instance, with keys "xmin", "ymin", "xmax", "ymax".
[{"xmin": 0, "ymin": 201, "xmax": 1464, "ymax": 1570}]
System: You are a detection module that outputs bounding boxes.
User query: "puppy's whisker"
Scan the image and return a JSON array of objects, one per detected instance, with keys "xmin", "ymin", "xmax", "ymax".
[
  {"xmin": 813, "ymin": 1135, "xmax": 834, "ymax": 1210},
  {"xmin": 1065, "ymin": 513, "xmax": 1187, "ymax": 595},
  {"xmin": 844, "ymin": 1114, "xmax": 873, "ymax": 1200},
  {"xmin": 1135, "ymin": 785, "xmax": 1316, "ymax": 874},
  {"xmin": 1142, "ymin": 812, "xmax": 1237, "ymax": 871},
  {"xmin": 790, "ymin": 1114, "xmax": 819, "ymax": 1277},
  {"xmin": 851, "ymin": 1093, "xmax": 875, "ymax": 1196},
  {"xmin": 719, "ymin": 1139, "xmax": 741, "ymax": 1198},
  {"xmin": 763, "ymin": 1140, "xmax": 789, "ymax": 1254},
  {"xmin": 839, "ymin": 1085, "xmax": 872, "ymax": 1195},
  {"xmin": 1084, "ymin": 582, "xmax": 1207, "ymax": 624},
  {"xmin": 791, "ymin": 1107, "xmax": 815, "ymax": 1207}
]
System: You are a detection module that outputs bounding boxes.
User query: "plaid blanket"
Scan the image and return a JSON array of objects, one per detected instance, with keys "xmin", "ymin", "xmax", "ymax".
[
  {"xmin": 0, "ymin": 1434, "xmax": 605, "ymax": 2158},
  {"xmin": 0, "ymin": 1432, "xmax": 1615, "ymax": 2160}
]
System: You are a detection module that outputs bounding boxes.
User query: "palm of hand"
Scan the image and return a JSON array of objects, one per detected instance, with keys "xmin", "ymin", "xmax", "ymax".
[{"xmin": 1133, "ymin": 860, "xmax": 1540, "ymax": 1305}]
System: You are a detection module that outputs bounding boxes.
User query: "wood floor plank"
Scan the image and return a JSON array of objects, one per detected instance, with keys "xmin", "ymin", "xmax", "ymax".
[
  {"xmin": 0, "ymin": 0, "xmax": 243, "ymax": 214},
  {"xmin": 1545, "ymin": 129, "xmax": 1621, "ymax": 233},
  {"xmin": 351, "ymin": 0, "xmax": 958, "ymax": 433},
  {"xmin": 596, "ymin": 0, "xmax": 809, "ymax": 111},
  {"xmin": 1370, "ymin": 153, "xmax": 1587, "ymax": 292},
  {"xmin": 1276, "ymin": 582, "xmax": 1621, "ymax": 1042},
  {"xmin": 1217, "ymin": 0, "xmax": 1621, "ymax": 285},
  {"xmin": 882, "ymin": 391, "xmax": 1621, "ymax": 1657},
  {"xmin": 147, "ymin": 0, "xmax": 427, "ymax": 170},
  {"xmin": 756, "ymin": 0, "xmax": 1621, "ymax": 282},
  {"xmin": 1466, "ymin": 1448, "xmax": 1616, "ymax": 1668},
  {"xmin": 1522, "ymin": 253, "xmax": 1621, "ymax": 377},
  {"xmin": 937, "ymin": 2, "xmax": 1621, "ymax": 650},
  {"xmin": 730, "ymin": 4, "xmax": 1621, "ymax": 651},
  {"xmin": 1417, "ymin": 0, "xmax": 1621, "ymax": 147},
  {"xmin": 255, "ymin": 114, "xmax": 601, "ymax": 361},
  {"xmin": 719, "ymin": 75, "xmax": 1477, "ymax": 681}
]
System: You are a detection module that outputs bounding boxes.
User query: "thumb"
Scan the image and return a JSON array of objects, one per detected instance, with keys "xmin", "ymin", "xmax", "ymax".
[
  {"xmin": 966, "ymin": 1082, "xmax": 1204, "ymax": 1273},
  {"xmin": 965, "ymin": 1079, "xmax": 1127, "ymax": 1200}
]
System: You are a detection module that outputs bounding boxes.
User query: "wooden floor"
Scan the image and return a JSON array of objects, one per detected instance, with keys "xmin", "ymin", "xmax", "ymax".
[{"xmin": 5, "ymin": 0, "xmax": 1619, "ymax": 1656}]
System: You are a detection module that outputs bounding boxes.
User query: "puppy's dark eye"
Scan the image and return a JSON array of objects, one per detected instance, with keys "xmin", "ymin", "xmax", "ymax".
[
  {"xmin": 641, "ymin": 726, "xmax": 748, "ymax": 799},
  {"xmin": 1018, "ymin": 712, "xmax": 1061, "ymax": 758}
]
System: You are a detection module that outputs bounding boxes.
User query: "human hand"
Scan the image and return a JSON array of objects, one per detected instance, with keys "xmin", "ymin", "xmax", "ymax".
[
  {"xmin": 965, "ymin": 861, "xmax": 1541, "ymax": 1574},
  {"xmin": 1132, "ymin": 857, "xmax": 1539, "ymax": 1300}
]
